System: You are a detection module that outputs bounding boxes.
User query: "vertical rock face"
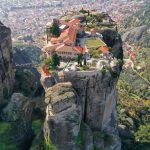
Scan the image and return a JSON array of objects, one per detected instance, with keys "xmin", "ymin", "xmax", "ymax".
[
  {"xmin": 63, "ymin": 70, "xmax": 121, "ymax": 150},
  {"xmin": 44, "ymin": 82, "xmax": 82, "ymax": 149},
  {"xmin": 44, "ymin": 71, "xmax": 121, "ymax": 150},
  {"xmin": 0, "ymin": 22, "xmax": 14, "ymax": 104}
]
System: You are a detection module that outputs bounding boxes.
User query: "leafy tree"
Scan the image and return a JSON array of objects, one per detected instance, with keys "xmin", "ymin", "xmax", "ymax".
[
  {"xmin": 50, "ymin": 21, "xmax": 60, "ymax": 37},
  {"xmin": 44, "ymin": 54, "xmax": 60, "ymax": 70},
  {"xmin": 135, "ymin": 125, "xmax": 150, "ymax": 143},
  {"xmin": 44, "ymin": 57, "xmax": 53, "ymax": 70},
  {"xmin": 79, "ymin": 8, "xmax": 88, "ymax": 14}
]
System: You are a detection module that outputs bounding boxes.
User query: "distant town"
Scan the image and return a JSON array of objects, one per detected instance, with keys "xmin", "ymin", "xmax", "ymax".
[{"xmin": 0, "ymin": 0, "xmax": 144, "ymax": 45}]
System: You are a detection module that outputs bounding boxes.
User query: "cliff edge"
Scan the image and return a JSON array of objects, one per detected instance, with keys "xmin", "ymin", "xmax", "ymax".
[{"xmin": 0, "ymin": 22, "xmax": 14, "ymax": 105}]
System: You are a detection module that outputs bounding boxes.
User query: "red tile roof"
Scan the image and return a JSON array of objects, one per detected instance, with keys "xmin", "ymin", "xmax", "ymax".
[
  {"xmin": 69, "ymin": 19, "xmax": 80, "ymax": 25},
  {"xmin": 68, "ymin": 26, "xmax": 77, "ymax": 43},
  {"xmin": 42, "ymin": 65, "xmax": 51, "ymax": 76},
  {"xmin": 59, "ymin": 28, "xmax": 69, "ymax": 39},
  {"xmin": 59, "ymin": 20, "xmax": 70, "ymax": 26},
  {"xmin": 51, "ymin": 38, "xmax": 59, "ymax": 44},
  {"xmin": 99, "ymin": 46, "xmax": 109, "ymax": 54},
  {"xmin": 59, "ymin": 27, "xmax": 77, "ymax": 44},
  {"xmin": 55, "ymin": 44, "xmax": 85, "ymax": 54},
  {"xmin": 55, "ymin": 44, "xmax": 65, "ymax": 51},
  {"xmin": 60, "ymin": 19, "xmax": 80, "ymax": 27},
  {"xmin": 73, "ymin": 46, "xmax": 85, "ymax": 54}
]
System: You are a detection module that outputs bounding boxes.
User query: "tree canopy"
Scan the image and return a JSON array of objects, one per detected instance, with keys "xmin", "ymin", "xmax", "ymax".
[
  {"xmin": 50, "ymin": 21, "xmax": 60, "ymax": 37},
  {"xmin": 44, "ymin": 53, "xmax": 60, "ymax": 70}
]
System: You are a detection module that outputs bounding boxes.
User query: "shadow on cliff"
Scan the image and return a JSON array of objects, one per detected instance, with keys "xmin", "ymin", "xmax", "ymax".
[{"xmin": 101, "ymin": 29, "xmax": 123, "ymax": 60}]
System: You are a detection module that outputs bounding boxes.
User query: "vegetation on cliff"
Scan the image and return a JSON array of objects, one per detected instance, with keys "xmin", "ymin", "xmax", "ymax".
[
  {"xmin": 120, "ymin": 2, "xmax": 150, "ymax": 47},
  {"xmin": 118, "ymin": 46, "xmax": 150, "ymax": 149},
  {"xmin": 118, "ymin": 2, "xmax": 150, "ymax": 149},
  {"xmin": 0, "ymin": 122, "xmax": 18, "ymax": 150},
  {"xmin": 118, "ymin": 79, "xmax": 150, "ymax": 150},
  {"xmin": 44, "ymin": 53, "xmax": 60, "ymax": 70},
  {"xmin": 13, "ymin": 44, "xmax": 42, "ymax": 65}
]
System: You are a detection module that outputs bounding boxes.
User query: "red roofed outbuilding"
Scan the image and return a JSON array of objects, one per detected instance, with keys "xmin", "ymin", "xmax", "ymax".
[
  {"xmin": 99, "ymin": 46, "xmax": 109, "ymax": 54},
  {"xmin": 41, "ymin": 65, "xmax": 51, "ymax": 76}
]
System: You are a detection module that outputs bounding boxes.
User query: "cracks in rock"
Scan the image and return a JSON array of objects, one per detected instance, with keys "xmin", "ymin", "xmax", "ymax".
[{"xmin": 83, "ymin": 78, "xmax": 89, "ymax": 122}]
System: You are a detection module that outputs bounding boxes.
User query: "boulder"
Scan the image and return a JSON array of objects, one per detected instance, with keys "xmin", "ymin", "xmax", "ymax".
[{"xmin": 126, "ymin": 117, "xmax": 134, "ymax": 126}]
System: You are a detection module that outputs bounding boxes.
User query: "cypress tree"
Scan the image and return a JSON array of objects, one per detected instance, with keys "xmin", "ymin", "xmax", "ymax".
[{"xmin": 50, "ymin": 21, "xmax": 60, "ymax": 37}]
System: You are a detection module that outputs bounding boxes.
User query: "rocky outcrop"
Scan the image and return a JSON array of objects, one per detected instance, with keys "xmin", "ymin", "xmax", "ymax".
[
  {"xmin": 43, "ymin": 69, "xmax": 122, "ymax": 150},
  {"xmin": 0, "ymin": 22, "xmax": 14, "ymax": 104},
  {"xmin": 64, "ymin": 70, "xmax": 121, "ymax": 150},
  {"xmin": 40, "ymin": 75, "xmax": 58, "ymax": 91},
  {"xmin": 122, "ymin": 25, "xmax": 148, "ymax": 42},
  {"xmin": 44, "ymin": 82, "xmax": 82, "ymax": 149},
  {"xmin": 1, "ymin": 93, "xmax": 34, "ymax": 149},
  {"xmin": 43, "ymin": 30, "xmax": 123, "ymax": 150},
  {"xmin": 43, "ymin": 70, "xmax": 121, "ymax": 150}
]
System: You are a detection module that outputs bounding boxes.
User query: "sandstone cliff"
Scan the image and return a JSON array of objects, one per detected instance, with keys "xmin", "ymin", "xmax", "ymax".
[
  {"xmin": 42, "ymin": 30, "xmax": 123, "ymax": 150},
  {"xmin": 0, "ymin": 22, "xmax": 14, "ymax": 104}
]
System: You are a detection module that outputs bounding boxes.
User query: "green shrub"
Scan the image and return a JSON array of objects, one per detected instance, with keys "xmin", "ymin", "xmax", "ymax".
[
  {"xmin": 44, "ymin": 54, "xmax": 60, "ymax": 70},
  {"xmin": 102, "ymin": 65, "xmax": 109, "ymax": 76},
  {"xmin": 75, "ymin": 121, "xmax": 86, "ymax": 146},
  {"xmin": 93, "ymin": 131, "xmax": 113, "ymax": 145},
  {"xmin": 135, "ymin": 125, "xmax": 150, "ymax": 143},
  {"xmin": 81, "ymin": 65, "xmax": 90, "ymax": 71},
  {"xmin": 32, "ymin": 119, "xmax": 43, "ymax": 135},
  {"xmin": 0, "ymin": 122, "xmax": 11, "ymax": 136},
  {"xmin": 0, "ymin": 122, "xmax": 18, "ymax": 150},
  {"xmin": 93, "ymin": 131, "xmax": 105, "ymax": 139},
  {"xmin": 89, "ymin": 48, "xmax": 102, "ymax": 58},
  {"xmin": 90, "ymin": 146, "xmax": 94, "ymax": 150},
  {"xmin": 0, "ymin": 143, "xmax": 17, "ymax": 150},
  {"xmin": 44, "ymin": 137, "xmax": 57, "ymax": 150}
]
